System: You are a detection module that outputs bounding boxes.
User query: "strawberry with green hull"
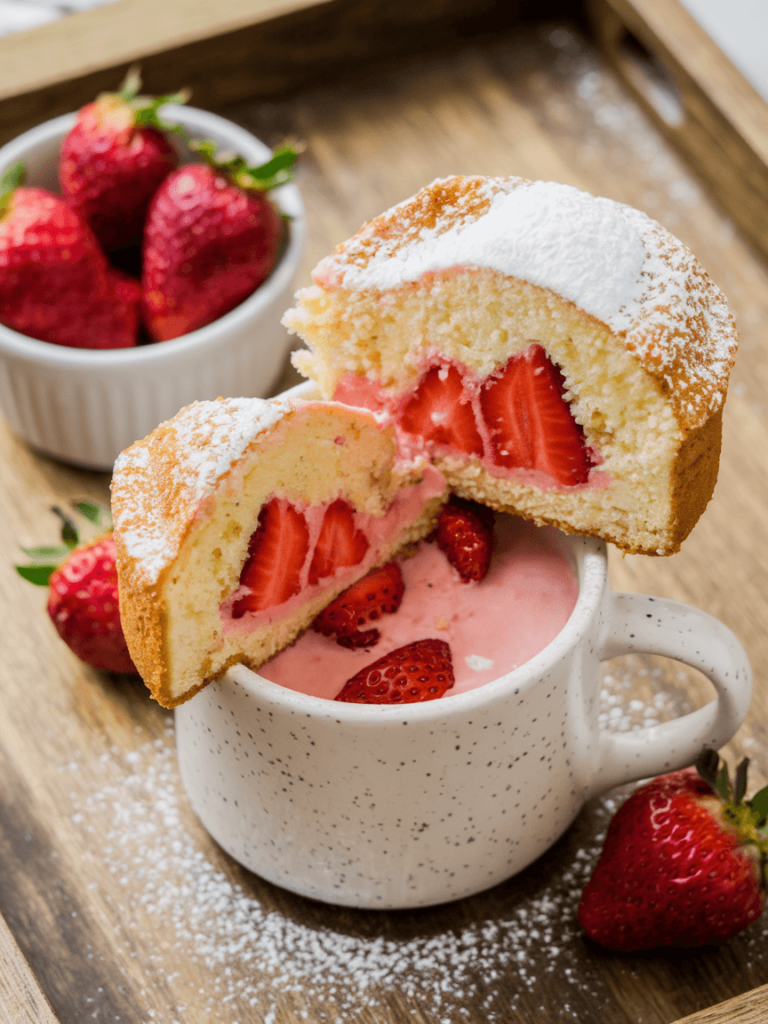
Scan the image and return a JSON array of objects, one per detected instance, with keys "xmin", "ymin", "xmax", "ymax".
[
  {"xmin": 578, "ymin": 749, "xmax": 768, "ymax": 951},
  {"xmin": 59, "ymin": 67, "xmax": 187, "ymax": 252},
  {"xmin": 16, "ymin": 504, "xmax": 137, "ymax": 675},
  {"xmin": 142, "ymin": 140, "xmax": 297, "ymax": 342},
  {"xmin": 0, "ymin": 164, "xmax": 139, "ymax": 349}
]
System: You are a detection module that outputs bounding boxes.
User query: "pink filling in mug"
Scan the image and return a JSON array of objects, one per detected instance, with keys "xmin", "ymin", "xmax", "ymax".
[{"xmin": 174, "ymin": 533, "xmax": 751, "ymax": 909}]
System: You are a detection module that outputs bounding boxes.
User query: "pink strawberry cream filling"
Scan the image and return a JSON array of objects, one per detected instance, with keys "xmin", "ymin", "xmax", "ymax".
[
  {"xmin": 333, "ymin": 347, "xmax": 610, "ymax": 493},
  {"xmin": 259, "ymin": 515, "xmax": 578, "ymax": 699},
  {"xmin": 219, "ymin": 464, "xmax": 446, "ymax": 633}
]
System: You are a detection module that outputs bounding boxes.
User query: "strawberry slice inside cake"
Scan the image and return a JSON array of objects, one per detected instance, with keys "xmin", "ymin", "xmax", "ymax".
[
  {"xmin": 398, "ymin": 363, "xmax": 484, "ymax": 456},
  {"xmin": 342, "ymin": 345, "xmax": 595, "ymax": 489},
  {"xmin": 479, "ymin": 345, "xmax": 592, "ymax": 484},
  {"xmin": 232, "ymin": 498, "xmax": 311, "ymax": 617}
]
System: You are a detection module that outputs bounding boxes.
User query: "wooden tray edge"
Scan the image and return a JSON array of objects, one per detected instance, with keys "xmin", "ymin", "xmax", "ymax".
[
  {"xmin": 588, "ymin": 0, "xmax": 768, "ymax": 263},
  {"xmin": 0, "ymin": 911, "xmax": 60, "ymax": 1024},
  {"xmin": 670, "ymin": 981, "xmax": 768, "ymax": 1024}
]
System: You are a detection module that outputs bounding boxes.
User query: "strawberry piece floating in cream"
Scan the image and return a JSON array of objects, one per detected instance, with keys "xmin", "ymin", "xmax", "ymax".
[{"xmin": 259, "ymin": 514, "xmax": 578, "ymax": 700}]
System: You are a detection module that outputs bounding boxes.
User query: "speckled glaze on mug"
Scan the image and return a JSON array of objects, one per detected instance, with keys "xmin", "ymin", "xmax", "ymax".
[{"xmin": 175, "ymin": 535, "xmax": 751, "ymax": 909}]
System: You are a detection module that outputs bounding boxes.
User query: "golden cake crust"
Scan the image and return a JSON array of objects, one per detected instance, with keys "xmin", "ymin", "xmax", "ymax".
[{"xmin": 292, "ymin": 175, "xmax": 736, "ymax": 433}]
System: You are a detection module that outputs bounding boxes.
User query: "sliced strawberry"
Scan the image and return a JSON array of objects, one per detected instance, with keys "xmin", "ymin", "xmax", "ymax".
[
  {"xmin": 336, "ymin": 627, "xmax": 382, "ymax": 650},
  {"xmin": 232, "ymin": 499, "xmax": 309, "ymax": 618},
  {"xmin": 437, "ymin": 496, "xmax": 495, "ymax": 583},
  {"xmin": 479, "ymin": 344, "xmax": 592, "ymax": 486},
  {"xmin": 312, "ymin": 562, "xmax": 404, "ymax": 646},
  {"xmin": 335, "ymin": 638, "xmax": 455, "ymax": 704},
  {"xmin": 399, "ymin": 363, "xmax": 483, "ymax": 455},
  {"xmin": 308, "ymin": 498, "xmax": 370, "ymax": 585}
]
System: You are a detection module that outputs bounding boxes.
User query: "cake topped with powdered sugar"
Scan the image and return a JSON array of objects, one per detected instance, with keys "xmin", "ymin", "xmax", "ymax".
[
  {"xmin": 284, "ymin": 175, "xmax": 738, "ymax": 556},
  {"xmin": 111, "ymin": 395, "xmax": 447, "ymax": 707},
  {"xmin": 306, "ymin": 176, "xmax": 736, "ymax": 431}
]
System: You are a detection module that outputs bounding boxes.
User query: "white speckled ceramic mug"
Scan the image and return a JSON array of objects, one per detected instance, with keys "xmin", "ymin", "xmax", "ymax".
[{"xmin": 175, "ymin": 535, "xmax": 751, "ymax": 909}]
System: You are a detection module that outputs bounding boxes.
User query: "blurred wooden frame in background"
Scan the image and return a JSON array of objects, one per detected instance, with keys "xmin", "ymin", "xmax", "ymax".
[{"xmin": 0, "ymin": 0, "xmax": 767, "ymax": 259}]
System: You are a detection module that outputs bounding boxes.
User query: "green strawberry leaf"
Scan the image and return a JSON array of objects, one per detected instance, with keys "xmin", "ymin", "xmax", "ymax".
[
  {"xmin": 75, "ymin": 501, "xmax": 112, "ymax": 531},
  {"xmin": 695, "ymin": 747, "xmax": 720, "ymax": 792},
  {"xmin": 734, "ymin": 757, "xmax": 750, "ymax": 804},
  {"xmin": 118, "ymin": 65, "xmax": 143, "ymax": 103},
  {"xmin": 715, "ymin": 762, "xmax": 732, "ymax": 803},
  {"xmin": 116, "ymin": 65, "xmax": 190, "ymax": 135},
  {"xmin": 190, "ymin": 138, "xmax": 300, "ymax": 192},
  {"xmin": 20, "ymin": 545, "xmax": 70, "ymax": 561},
  {"xmin": 0, "ymin": 161, "xmax": 24, "ymax": 216},
  {"xmin": 750, "ymin": 783, "xmax": 768, "ymax": 827},
  {"xmin": 133, "ymin": 91, "xmax": 191, "ymax": 135},
  {"xmin": 245, "ymin": 143, "xmax": 300, "ymax": 186},
  {"xmin": 52, "ymin": 506, "xmax": 79, "ymax": 548},
  {"xmin": 189, "ymin": 138, "xmax": 219, "ymax": 164},
  {"xmin": 16, "ymin": 501, "xmax": 112, "ymax": 587},
  {"xmin": 16, "ymin": 564, "xmax": 58, "ymax": 586}
]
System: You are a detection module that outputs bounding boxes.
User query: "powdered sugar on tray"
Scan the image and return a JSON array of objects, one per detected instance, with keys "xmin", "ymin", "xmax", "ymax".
[
  {"xmin": 65, "ymin": 667, "xmax": 767, "ymax": 1024},
  {"xmin": 71, "ymin": 734, "xmax": 610, "ymax": 1022}
]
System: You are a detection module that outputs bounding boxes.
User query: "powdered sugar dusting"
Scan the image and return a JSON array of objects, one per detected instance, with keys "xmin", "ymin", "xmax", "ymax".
[
  {"xmin": 111, "ymin": 397, "xmax": 292, "ymax": 584},
  {"xmin": 64, "ymin": 670, "xmax": 768, "ymax": 1022},
  {"xmin": 70, "ymin": 729, "xmax": 612, "ymax": 1021},
  {"xmin": 165, "ymin": 398, "xmax": 290, "ymax": 501},
  {"xmin": 317, "ymin": 176, "xmax": 738, "ymax": 428},
  {"xmin": 335, "ymin": 180, "xmax": 647, "ymax": 326}
]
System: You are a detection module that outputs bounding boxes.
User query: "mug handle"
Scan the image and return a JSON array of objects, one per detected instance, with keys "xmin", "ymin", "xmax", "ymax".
[{"xmin": 587, "ymin": 592, "xmax": 752, "ymax": 796}]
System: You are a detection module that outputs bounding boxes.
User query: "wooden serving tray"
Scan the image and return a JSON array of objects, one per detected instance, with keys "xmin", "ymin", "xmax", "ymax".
[
  {"xmin": 0, "ymin": 0, "xmax": 767, "ymax": 260},
  {"xmin": 1, "ymin": 3, "xmax": 768, "ymax": 1023}
]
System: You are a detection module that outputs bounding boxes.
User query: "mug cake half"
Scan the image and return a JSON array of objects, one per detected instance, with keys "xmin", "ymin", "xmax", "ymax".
[{"xmin": 283, "ymin": 176, "xmax": 738, "ymax": 555}]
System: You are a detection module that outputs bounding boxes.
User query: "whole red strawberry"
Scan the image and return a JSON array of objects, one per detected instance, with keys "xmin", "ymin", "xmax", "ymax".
[
  {"xmin": 578, "ymin": 750, "xmax": 768, "ymax": 951},
  {"xmin": 436, "ymin": 496, "xmax": 495, "ymax": 583},
  {"xmin": 335, "ymin": 638, "xmax": 454, "ymax": 704},
  {"xmin": 59, "ymin": 67, "xmax": 187, "ymax": 251},
  {"xmin": 142, "ymin": 140, "xmax": 297, "ymax": 342},
  {"xmin": 0, "ymin": 163, "xmax": 138, "ymax": 348},
  {"xmin": 313, "ymin": 561, "xmax": 405, "ymax": 648},
  {"xmin": 17, "ymin": 504, "xmax": 137, "ymax": 674}
]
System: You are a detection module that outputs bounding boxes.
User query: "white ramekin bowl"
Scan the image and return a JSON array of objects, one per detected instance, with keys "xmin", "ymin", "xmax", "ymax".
[{"xmin": 0, "ymin": 106, "xmax": 306, "ymax": 471}]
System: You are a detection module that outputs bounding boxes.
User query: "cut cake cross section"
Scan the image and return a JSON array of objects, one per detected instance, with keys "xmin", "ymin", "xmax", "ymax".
[
  {"xmin": 111, "ymin": 397, "xmax": 446, "ymax": 707},
  {"xmin": 283, "ymin": 176, "xmax": 738, "ymax": 555}
]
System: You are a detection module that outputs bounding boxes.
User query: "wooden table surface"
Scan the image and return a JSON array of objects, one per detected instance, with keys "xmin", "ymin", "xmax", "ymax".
[{"xmin": 2, "ymin": 19, "xmax": 768, "ymax": 1024}]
